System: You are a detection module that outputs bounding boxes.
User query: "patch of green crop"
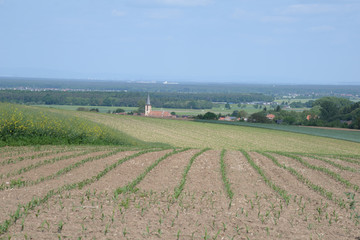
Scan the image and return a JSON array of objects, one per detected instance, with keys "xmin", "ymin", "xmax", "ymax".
[
  {"xmin": 195, "ymin": 120, "xmax": 360, "ymax": 143},
  {"xmin": 0, "ymin": 103, "xmax": 163, "ymax": 147}
]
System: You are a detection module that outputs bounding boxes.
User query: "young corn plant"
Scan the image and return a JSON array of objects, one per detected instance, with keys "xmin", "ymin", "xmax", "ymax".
[
  {"xmin": 174, "ymin": 148, "xmax": 210, "ymax": 199},
  {"xmin": 220, "ymin": 149, "xmax": 234, "ymax": 200},
  {"xmin": 240, "ymin": 149, "xmax": 291, "ymax": 205}
]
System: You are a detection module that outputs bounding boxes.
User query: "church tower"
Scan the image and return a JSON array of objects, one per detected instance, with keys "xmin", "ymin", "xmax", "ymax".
[{"xmin": 145, "ymin": 94, "xmax": 152, "ymax": 116}]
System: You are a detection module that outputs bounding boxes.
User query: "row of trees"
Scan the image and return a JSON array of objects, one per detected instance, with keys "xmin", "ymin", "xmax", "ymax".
[
  {"xmin": 247, "ymin": 97, "xmax": 360, "ymax": 129},
  {"xmin": 0, "ymin": 90, "xmax": 273, "ymax": 109}
]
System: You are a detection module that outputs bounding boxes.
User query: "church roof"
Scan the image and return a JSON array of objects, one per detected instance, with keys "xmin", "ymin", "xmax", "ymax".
[{"xmin": 148, "ymin": 111, "xmax": 172, "ymax": 117}]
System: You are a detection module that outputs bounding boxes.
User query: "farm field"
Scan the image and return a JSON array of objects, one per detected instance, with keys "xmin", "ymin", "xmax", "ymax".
[
  {"xmin": 1, "ymin": 146, "xmax": 360, "ymax": 239},
  {"xmin": 196, "ymin": 120, "xmax": 360, "ymax": 143},
  {"xmin": 35, "ymin": 103, "xmax": 261, "ymax": 115},
  {"xmin": 1, "ymin": 107, "xmax": 360, "ymax": 239},
  {"xmin": 77, "ymin": 112, "xmax": 360, "ymax": 154}
]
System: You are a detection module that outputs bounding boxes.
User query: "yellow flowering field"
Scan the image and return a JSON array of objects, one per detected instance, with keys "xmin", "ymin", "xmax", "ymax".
[{"xmin": 0, "ymin": 103, "xmax": 146, "ymax": 146}]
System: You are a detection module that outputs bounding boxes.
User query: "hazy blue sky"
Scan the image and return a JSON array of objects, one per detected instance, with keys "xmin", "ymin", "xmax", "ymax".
[{"xmin": 0, "ymin": 0, "xmax": 359, "ymax": 84}]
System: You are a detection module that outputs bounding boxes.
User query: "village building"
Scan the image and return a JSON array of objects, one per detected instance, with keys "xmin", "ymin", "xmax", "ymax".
[
  {"xmin": 266, "ymin": 114, "xmax": 275, "ymax": 120},
  {"xmin": 145, "ymin": 94, "xmax": 173, "ymax": 118}
]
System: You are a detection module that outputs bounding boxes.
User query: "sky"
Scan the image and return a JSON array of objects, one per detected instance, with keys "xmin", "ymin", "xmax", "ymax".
[{"xmin": 0, "ymin": 0, "xmax": 359, "ymax": 84}]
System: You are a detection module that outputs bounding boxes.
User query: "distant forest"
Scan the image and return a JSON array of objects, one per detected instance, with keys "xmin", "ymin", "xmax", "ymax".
[
  {"xmin": 1, "ymin": 77, "xmax": 360, "ymax": 96},
  {"xmin": 0, "ymin": 90, "xmax": 273, "ymax": 109}
]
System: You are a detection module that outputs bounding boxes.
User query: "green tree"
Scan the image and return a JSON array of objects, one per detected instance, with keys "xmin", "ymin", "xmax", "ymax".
[
  {"xmin": 113, "ymin": 108, "xmax": 125, "ymax": 113},
  {"xmin": 238, "ymin": 110, "xmax": 247, "ymax": 118},
  {"xmin": 225, "ymin": 103, "xmax": 231, "ymax": 109},
  {"xmin": 248, "ymin": 112, "xmax": 270, "ymax": 123},
  {"xmin": 319, "ymin": 100, "xmax": 339, "ymax": 121},
  {"xmin": 137, "ymin": 100, "xmax": 145, "ymax": 113},
  {"xmin": 203, "ymin": 112, "xmax": 218, "ymax": 120}
]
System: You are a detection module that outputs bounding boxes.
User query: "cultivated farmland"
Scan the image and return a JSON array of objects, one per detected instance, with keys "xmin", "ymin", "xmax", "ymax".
[{"xmin": 1, "ymin": 145, "xmax": 360, "ymax": 239}]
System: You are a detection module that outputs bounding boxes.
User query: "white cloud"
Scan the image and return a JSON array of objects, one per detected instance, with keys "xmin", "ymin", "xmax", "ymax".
[
  {"xmin": 261, "ymin": 16, "xmax": 297, "ymax": 23},
  {"xmin": 146, "ymin": 9, "xmax": 182, "ymax": 19},
  {"xmin": 308, "ymin": 25, "xmax": 335, "ymax": 32},
  {"xmin": 155, "ymin": 0, "xmax": 211, "ymax": 6},
  {"xmin": 231, "ymin": 9, "xmax": 255, "ymax": 19},
  {"xmin": 112, "ymin": 9, "xmax": 126, "ymax": 17},
  {"xmin": 283, "ymin": 4, "xmax": 337, "ymax": 15}
]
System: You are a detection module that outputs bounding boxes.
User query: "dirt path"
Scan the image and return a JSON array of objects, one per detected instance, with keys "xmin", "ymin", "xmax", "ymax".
[
  {"xmin": 137, "ymin": 149, "xmax": 199, "ymax": 193},
  {"xmin": 0, "ymin": 150, "xmax": 136, "ymax": 222}
]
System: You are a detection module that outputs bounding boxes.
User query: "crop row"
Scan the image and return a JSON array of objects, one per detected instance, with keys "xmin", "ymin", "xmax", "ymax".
[
  {"xmin": 293, "ymin": 153, "xmax": 359, "ymax": 173},
  {"xmin": 0, "ymin": 149, "xmax": 102, "ymax": 180},
  {"xmin": 2, "ymin": 148, "xmax": 359, "ymax": 238},
  {"xmin": 0, "ymin": 148, "xmax": 166, "ymax": 235},
  {"xmin": 258, "ymin": 152, "xmax": 350, "ymax": 208},
  {"xmin": 0, "ymin": 149, "xmax": 63, "ymax": 166},
  {"xmin": 0, "ymin": 147, "xmax": 133, "ymax": 191},
  {"xmin": 114, "ymin": 148, "xmax": 190, "ymax": 196},
  {"xmin": 240, "ymin": 149, "xmax": 291, "ymax": 205},
  {"xmin": 274, "ymin": 152, "xmax": 359, "ymax": 192},
  {"xmin": 219, "ymin": 149, "xmax": 233, "ymax": 200},
  {"xmin": 173, "ymin": 148, "xmax": 210, "ymax": 199}
]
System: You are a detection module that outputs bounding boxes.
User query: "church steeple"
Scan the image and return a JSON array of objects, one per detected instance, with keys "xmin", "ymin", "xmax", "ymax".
[
  {"xmin": 145, "ymin": 94, "xmax": 152, "ymax": 116},
  {"xmin": 146, "ymin": 94, "xmax": 151, "ymax": 105}
]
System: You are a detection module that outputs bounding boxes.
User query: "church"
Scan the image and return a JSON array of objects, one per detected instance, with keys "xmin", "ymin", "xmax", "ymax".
[{"xmin": 145, "ymin": 94, "xmax": 172, "ymax": 118}]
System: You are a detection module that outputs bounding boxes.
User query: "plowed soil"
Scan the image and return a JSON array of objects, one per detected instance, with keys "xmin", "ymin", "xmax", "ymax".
[
  {"xmin": 1, "ymin": 150, "xmax": 107, "ymax": 183},
  {"xmin": 1, "ymin": 147, "xmax": 360, "ymax": 240}
]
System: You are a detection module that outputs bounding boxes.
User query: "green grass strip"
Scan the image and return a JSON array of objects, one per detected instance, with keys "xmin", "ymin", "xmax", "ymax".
[
  {"xmin": 239, "ymin": 149, "xmax": 291, "ymax": 205},
  {"xmin": 293, "ymin": 153, "xmax": 359, "ymax": 173},
  {"xmin": 275, "ymin": 152, "xmax": 359, "ymax": 192},
  {"xmin": 0, "ymin": 147, "xmax": 142, "ymax": 191},
  {"xmin": 174, "ymin": 148, "xmax": 210, "ymax": 199},
  {"xmin": 0, "ymin": 148, "xmax": 162, "ymax": 235},
  {"xmin": 114, "ymin": 148, "xmax": 190, "ymax": 196},
  {"xmin": 257, "ymin": 151, "xmax": 347, "ymax": 208},
  {"xmin": 220, "ymin": 149, "xmax": 233, "ymax": 200}
]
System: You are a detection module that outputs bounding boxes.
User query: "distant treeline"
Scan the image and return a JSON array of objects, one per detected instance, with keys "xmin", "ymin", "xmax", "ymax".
[
  {"xmin": 0, "ymin": 90, "xmax": 273, "ymax": 109},
  {"xmin": 2, "ymin": 77, "xmax": 360, "ymax": 96}
]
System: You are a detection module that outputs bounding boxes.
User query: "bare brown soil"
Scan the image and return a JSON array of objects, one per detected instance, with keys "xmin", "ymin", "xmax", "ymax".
[
  {"xmin": 1, "ymin": 151, "xmax": 108, "ymax": 184},
  {"xmin": 0, "ymin": 150, "xmax": 54, "ymax": 166},
  {"xmin": 302, "ymin": 156, "xmax": 360, "ymax": 191},
  {"xmin": 271, "ymin": 153, "xmax": 355, "ymax": 197},
  {"xmin": 0, "ymin": 150, "xmax": 82, "ymax": 180},
  {"xmin": 322, "ymin": 156, "xmax": 360, "ymax": 170},
  {"xmin": 0, "ymin": 150, "xmax": 135, "ymax": 221},
  {"xmin": 1, "ymin": 148, "xmax": 360, "ymax": 240},
  {"xmin": 137, "ymin": 149, "xmax": 200, "ymax": 192},
  {"xmin": 249, "ymin": 152, "xmax": 356, "ymax": 239}
]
